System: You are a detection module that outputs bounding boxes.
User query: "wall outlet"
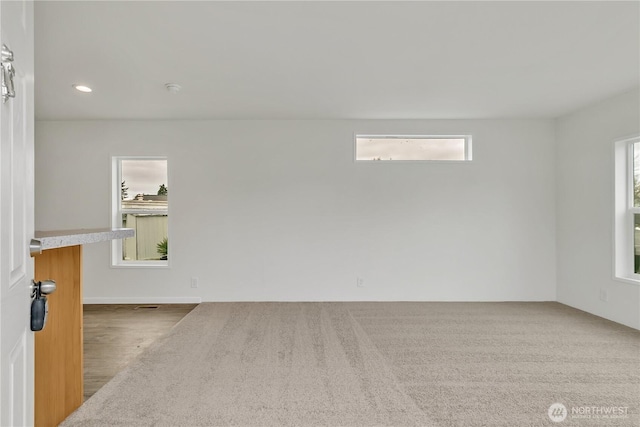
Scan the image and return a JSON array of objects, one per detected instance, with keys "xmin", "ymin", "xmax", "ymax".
[
  {"xmin": 599, "ymin": 289, "xmax": 608, "ymax": 302},
  {"xmin": 357, "ymin": 277, "xmax": 364, "ymax": 288},
  {"xmin": 191, "ymin": 277, "xmax": 199, "ymax": 288}
]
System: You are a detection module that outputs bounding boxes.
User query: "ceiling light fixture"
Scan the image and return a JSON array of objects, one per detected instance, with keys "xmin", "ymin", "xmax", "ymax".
[
  {"xmin": 73, "ymin": 84, "xmax": 92, "ymax": 93},
  {"xmin": 165, "ymin": 83, "xmax": 182, "ymax": 94}
]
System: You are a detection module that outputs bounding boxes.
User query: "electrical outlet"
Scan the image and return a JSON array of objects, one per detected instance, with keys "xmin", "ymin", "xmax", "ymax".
[
  {"xmin": 599, "ymin": 289, "xmax": 608, "ymax": 302},
  {"xmin": 191, "ymin": 277, "xmax": 199, "ymax": 288},
  {"xmin": 357, "ymin": 277, "xmax": 364, "ymax": 287}
]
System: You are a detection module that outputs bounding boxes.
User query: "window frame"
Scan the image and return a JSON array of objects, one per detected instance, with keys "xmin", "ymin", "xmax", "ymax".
[
  {"xmin": 614, "ymin": 136, "xmax": 640, "ymax": 283},
  {"xmin": 111, "ymin": 156, "xmax": 170, "ymax": 268},
  {"xmin": 354, "ymin": 134, "xmax": 473, "ymax": 163}
]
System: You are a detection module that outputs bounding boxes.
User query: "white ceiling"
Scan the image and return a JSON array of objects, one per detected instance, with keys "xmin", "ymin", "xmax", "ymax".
[{"xmin": 35, "ymin": 1, "xmax": 640, "ymax": 121}]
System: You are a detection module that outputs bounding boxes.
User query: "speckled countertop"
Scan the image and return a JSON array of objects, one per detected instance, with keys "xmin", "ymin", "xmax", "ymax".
[{"xmin": 34, "ymin": 228, "xmax": 135, "ymax": 250}]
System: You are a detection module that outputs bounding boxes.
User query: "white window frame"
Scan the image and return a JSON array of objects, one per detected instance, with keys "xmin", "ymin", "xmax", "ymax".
[
  {"xmin": 111, "ymin": 156, "xmax": 169, "ymax": 268},
  {"xmin": 354, "ymin": 134, "xmax": 473, "ymax": 162},
  {"xmin": 614, "ymin": 136, "xmax": 640, "ymax": 283}
]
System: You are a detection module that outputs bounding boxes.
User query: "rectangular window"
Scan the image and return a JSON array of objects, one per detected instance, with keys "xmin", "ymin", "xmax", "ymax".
[
  {"xmin": 355, "ymin": 135, "xmax": 472, "ymax": 161},
  {"xmin": 614, "ymin": 136, "xmax": 640, "ymax": 283},
  {"xmin": 631, "ymin": 141, "xmax": 640, "ymax": 275},
  {"xmin": 112, "ymin": 157, "xmax": 168, "ymax": 267}
]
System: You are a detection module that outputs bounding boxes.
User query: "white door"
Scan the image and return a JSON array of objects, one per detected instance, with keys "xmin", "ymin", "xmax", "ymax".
[{"xmin": 0, "ymin": 0, "xmax": 34, "ymax": 426}]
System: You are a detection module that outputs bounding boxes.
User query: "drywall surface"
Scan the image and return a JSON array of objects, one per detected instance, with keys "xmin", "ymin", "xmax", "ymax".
[
  {"xmin": 556, "ymin": 89, "xmax": 640, "ymax": 329},
  {"xmin": 35, "ymin": 120, "xmax": 556, "ymax": 303}
]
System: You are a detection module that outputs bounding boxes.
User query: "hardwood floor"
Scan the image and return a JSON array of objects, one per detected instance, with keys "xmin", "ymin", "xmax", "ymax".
[{"xmin": 83, "ymin": 304, "xmax": 197, "ymax": 400}]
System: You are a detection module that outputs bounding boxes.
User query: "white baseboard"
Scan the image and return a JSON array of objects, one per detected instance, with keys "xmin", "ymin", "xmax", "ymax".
[{"xmin": 83, "ymin": 297, "xmax": 202, "ymax": 304}]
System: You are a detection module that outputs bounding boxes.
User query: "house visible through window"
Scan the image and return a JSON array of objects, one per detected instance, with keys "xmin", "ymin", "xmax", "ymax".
[
  {"xmin": 112, "ymin": 157, "xmax": 168, "ymax": 267},
  {"xmin": 355, "ymin": 135, "xmax": 472, "ymax": 161}
]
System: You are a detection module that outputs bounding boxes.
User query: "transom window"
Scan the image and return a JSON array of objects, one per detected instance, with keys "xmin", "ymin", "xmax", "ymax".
[
  {"xmin": 112, "ymin": 157, "xmax": 169, "ymax": 267},
  {"xmin": 355, "ymin": 135, "xmax": 472, "ymax": 161}
]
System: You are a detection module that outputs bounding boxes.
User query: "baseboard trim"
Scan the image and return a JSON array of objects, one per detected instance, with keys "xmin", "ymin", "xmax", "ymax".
[{"xmin": 83, "ymin": 297, "xmax": 202, "ymax": 304}]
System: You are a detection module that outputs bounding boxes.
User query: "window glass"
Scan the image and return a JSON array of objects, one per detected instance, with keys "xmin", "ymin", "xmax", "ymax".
[
  {"xmin": 634, "ymin": 142, "xmax": 640, "ymax": 207},
  {"xmin": 635, "ymin": 214, "xmax": 640, "ymax": 274},
  {"xmin": 356, "ymin": 136, "xmax": 471, "ymax": 161},
  {"xmin": 114, "ymin": 158, "xmax": 168, "ymax": 266}
]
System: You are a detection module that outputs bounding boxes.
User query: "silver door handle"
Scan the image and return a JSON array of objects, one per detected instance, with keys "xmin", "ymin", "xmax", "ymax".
[
  {"xmin": 31, "ymin": 279, "xmax": 56, "ymax": 297},
  {"xmin": 1, "ymin": 44, "xmax": 15, "ymax": 103}
]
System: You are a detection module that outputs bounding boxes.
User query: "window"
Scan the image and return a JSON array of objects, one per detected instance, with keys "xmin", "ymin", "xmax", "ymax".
[
  {"xmin": 355, "ymin": 135, "xmax": 472, "ymax": 161},
  {"xmin": 112, "ymin": 157, "xmax": 168, "ymax": 267},
  {"xmin": 614, "ymin": 136, "xmax": 640, "ymax": 282}
]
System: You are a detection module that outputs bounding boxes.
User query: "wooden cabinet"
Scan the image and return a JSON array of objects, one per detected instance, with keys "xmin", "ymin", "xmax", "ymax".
[{"xmin": 34, "ymin": 246, "xmax": 83, "ymax": 427}]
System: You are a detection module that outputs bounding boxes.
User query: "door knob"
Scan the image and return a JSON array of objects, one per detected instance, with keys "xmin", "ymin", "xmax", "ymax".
[{"xmin": 31, "ymin": 279, "xmax": 56, "ymax": 296}]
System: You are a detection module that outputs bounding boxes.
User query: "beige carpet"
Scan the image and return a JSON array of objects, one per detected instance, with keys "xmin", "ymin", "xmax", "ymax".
[{"xmin": 62, "ymin": 302, "xmax": 639, "ymax": 426}]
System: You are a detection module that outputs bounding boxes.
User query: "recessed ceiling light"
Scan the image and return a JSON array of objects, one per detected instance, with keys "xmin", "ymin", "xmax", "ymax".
[{"xmin": 73, "ymin": 84, "xmax": 92, "ymax": 93}]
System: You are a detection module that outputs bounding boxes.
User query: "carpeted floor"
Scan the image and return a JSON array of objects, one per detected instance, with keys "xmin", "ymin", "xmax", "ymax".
[{"xmin": 62, "ymin": 302, "xmax": 639, "ymax": 427}]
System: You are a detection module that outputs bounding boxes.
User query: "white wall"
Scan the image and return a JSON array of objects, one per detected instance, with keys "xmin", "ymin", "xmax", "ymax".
[
  {"xmin": 35, "ymin": 120, "xmax": 556, "ymax": 303},
  {"xmin": 556, "ymin": 89, "xmax": 640, "ymax": 329}
]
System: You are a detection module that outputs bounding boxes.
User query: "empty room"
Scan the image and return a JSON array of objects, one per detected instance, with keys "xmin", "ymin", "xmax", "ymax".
[{"xmin": 0, "ymin": 1, "xmax": 639, "ymax": 426}]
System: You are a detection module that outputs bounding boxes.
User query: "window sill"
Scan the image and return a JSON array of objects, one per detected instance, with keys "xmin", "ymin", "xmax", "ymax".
[
  {"xmin": 613, "ymin": 275, "xmax": 640, "ymax": 285},
  {"xmin": 111, "ymin": 261, "xmax": 170, "ymax": 269}
]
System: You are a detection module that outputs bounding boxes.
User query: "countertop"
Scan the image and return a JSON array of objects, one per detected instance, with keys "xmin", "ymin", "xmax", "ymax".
[{"xmin": 34, "ymin": 228, "xmax": 135, "ymax": 250}]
